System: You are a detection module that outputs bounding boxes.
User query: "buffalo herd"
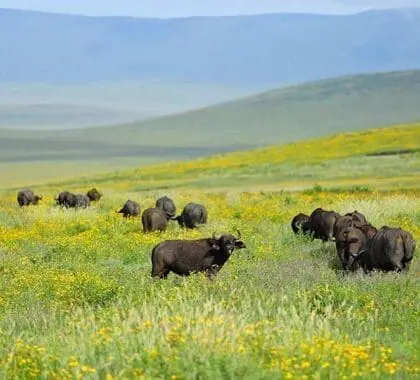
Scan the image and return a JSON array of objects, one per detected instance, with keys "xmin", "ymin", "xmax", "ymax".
[
  {"xmin": 292, "ymin": 208, "xmax": 416, "ymax": 273},
  {"xmin": 16, "ymin": 188, "xmax": 417, "ymax": 278}
]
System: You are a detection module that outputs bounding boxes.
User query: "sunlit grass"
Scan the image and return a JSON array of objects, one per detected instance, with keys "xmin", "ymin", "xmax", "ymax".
[{"xmin": 0, "ymin": 125, "xmax": 419, "ymax": 378}]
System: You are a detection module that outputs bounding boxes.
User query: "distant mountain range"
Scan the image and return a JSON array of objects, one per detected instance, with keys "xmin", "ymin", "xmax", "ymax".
[{"xmin": 1, "ymin": 8, "xmax": 420, "ymax": 85}]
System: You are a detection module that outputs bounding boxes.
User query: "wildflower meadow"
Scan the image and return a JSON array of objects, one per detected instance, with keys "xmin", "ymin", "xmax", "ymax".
[{"xmin": 0, "ymin": 126, "xmax": 419, "ymax": 379}]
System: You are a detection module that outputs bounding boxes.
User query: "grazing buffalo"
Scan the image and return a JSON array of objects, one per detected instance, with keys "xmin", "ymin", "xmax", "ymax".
[
  {"xmin": 291, "ymin": 213, "xmax": 310, "ymax": 235},
  {"xmin": 156, "ymin": 196, "xmax": 176, "ymax": 219},
  {"xmin": 55, "ymin": 191, "xmax": 75, "ymax": 208},
  {"xmin": 308, "ymin": 208, "xmax": 341, "ymax": 241},
  {"xmin": 361, "ymin": 227, "xmax": 416, "ymax": 273},
  {"xmin": 151, "ymin": 231, "xmax": 246, "ymax": 279},
  {"xmin": 118, "ymin": 200, "xmax": 140, "ymax": 218},
  {"xmin": 335, "ymin": 226, "xmax": 370, "ymax": 270},
  {"xmin": 142, "ymin": 208, "xmax": 168, "ymax": 233},
  {"xmin": 176, "ymin": 203, "xmax": 208, "ymax": 229},
  {"xmin": 87, "ymin": 188, "xmax": 102, "ymax": 202},
  {"xmin": 71, "ymin": 194, "xmax": 91, "ymax": 209},
  {"xmin": 17, "ymin": 189, "xmax": 42, "ymax": 207}
]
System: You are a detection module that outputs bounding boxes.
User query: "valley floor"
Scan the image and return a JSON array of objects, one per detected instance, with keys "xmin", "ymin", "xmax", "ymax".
[{"xmin": 0, "ymin": 189, "xmax": 419, "ymax": 378}]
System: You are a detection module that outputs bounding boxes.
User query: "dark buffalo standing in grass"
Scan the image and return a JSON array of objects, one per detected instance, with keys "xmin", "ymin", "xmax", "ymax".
[
  {"xmin": 151, "ymin": 232, "xmax": 246, "ymax": 279},
  {"xmin": 156, "ymin": 196, "xmax": 176, "ymax": 219},
  {"xmin": 336, "ymin": 226, "xmax": 415, "ymax": 273},
  {"xmin": 118, "ymin": 200, "xmax": 141, "ymax": 218},
  {"xmin": 87, "ymin": 188, "xmax": 102, "ymax": 202},
  {"xmin": 55, "ymin": 191, "xmax": 75, "ymax": 208},
  {"xmin": 307, "ymin": 208, "xmax": 341, "ymax": 241},
  {"xmin": 176, "ymin": 203, "xmax": 208, "ymax": 229},
  {"xmin": 142, "ymin": 208, "xmax": 168, "ymax": 233},
  {"xmin": 291, "ymin": 213, "xmax": 310, "ymax": 235},
  {"xmin": 71, "ymin": 194, "xmax": 91, "ymax": 209},
  {"xmin": 17, "ymin": 189, "xmax": 42, "ymax": 207},
  {"xmin": 56, "ymin": 191, "xmax": 90, "ymax": 209},
  {"xmin": 335, "ymin": 226, "xmax": 370, "ymax": 270},
  {"xmin": 359, "ymin": 227, "xmax": 416, "ymax": 273}
]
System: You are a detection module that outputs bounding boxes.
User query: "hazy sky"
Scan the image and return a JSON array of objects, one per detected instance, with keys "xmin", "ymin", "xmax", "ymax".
[{"xmin": 0, "ymin": 0, "xmax": 419, "ymax": 17}]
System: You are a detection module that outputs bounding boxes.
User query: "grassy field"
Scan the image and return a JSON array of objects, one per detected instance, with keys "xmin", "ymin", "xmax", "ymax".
[
  {"xmin": 2, "ymin": 70, "xmax": 420, "ymax": 165},
  {"xmin": 0, "ymin": 125, "xmax": 419, "ymax": 378}
]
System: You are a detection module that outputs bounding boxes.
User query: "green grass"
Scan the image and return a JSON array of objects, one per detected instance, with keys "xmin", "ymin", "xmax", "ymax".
[
  {"xmin": 13, "ymin": 123, "xmax": 418, "ymax": 194},
  {"xmin": 0, "ymin": 189, "xmax": 419, "ymax": 378},
  {"xmin": 2, "ymin": 70, "xmax": 420, "ymax": 166},
  {"xmin": 0, "ymin": 125, "xmax": 419, "ymax": 378}
]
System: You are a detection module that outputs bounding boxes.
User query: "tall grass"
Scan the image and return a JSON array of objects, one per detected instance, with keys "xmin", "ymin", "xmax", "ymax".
[{"xmin": 0, "ymin": 189, "xmax": 419, "ymax": 378}]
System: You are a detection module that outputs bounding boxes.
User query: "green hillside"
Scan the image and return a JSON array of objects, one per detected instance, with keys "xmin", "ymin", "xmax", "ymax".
[
  {"xmin": 82, "ymin": 70, "xmax": 420, "ymax": 148},
  {"xmin": 0, "ymin": 82, "xmax": 254, "ymax": 130},
  {"xmin": 1, "ymin": 71, "xmax": 420, "ymax": 168},
  {"xmin": 4, "ymin": 123, "xmax": 418, "ymax": 192}
]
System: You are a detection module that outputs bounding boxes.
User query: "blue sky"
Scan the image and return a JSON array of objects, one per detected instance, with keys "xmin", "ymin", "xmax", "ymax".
[{"xmin": 0, "ymin": 0, "xmax": 419, "ymax": 17}]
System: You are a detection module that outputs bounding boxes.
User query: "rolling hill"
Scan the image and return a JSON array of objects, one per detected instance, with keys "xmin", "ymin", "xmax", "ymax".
[
  {"xmin": 1, "ymin": 8, "xmax": 420, "ymax": 85},
  {"xmin": 0, "ymin": 82, "xmax": 256, "ymax": 130},
  {"xmin": 1, "ymin": 70, "xmax": 420, "ymax": 168},
  {"xmin": 3, "ymin": 123, "xmax": 419, "ymax": 192}
]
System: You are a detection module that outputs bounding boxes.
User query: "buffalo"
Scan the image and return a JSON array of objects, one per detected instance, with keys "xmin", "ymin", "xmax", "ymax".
[
  {"xmin": 307, "ymin": 208, "xmax": 341, "ymax": 241},
  {"xmin": 156, "ymin": 196, "xmax": 176, "ymax": 219},
  {"xmin": 151, "ymin": 231, "xmax": 246, "ymax": 279},
  {"xmin": 71, "ymin": 194, "xmax": 91, "ymax": 209},
  {"xmin": 87, "ymin": 188, "xmax": 102, "ymax": 202},
  {"xmin": 175, "ymin": 203, "xmax": 208, "ymax": 229},
  {"xmin": 118, "ymin": 200, "xmax": 141, "ymax": 218},
  {"xmin": 291, "ymin": 213, "xmax": 310, "ymax": 235},
  {"xmin": 55, "ymin": 191, "xmax": 75, "ymax": 208},
  {"xmin": 335, "ymin": 226, "xmax": 370, "ymax": 270},
  {"xmin": 17, "ymin": 189, "xmax": 42, "ymax": 207},
  {"xmin": 358, "ymin": 227, "xmax": 416, "ymax": 273},
  {"xmin": 142, "ymin": 208, "xmax": 168, "ymax": 233}
]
